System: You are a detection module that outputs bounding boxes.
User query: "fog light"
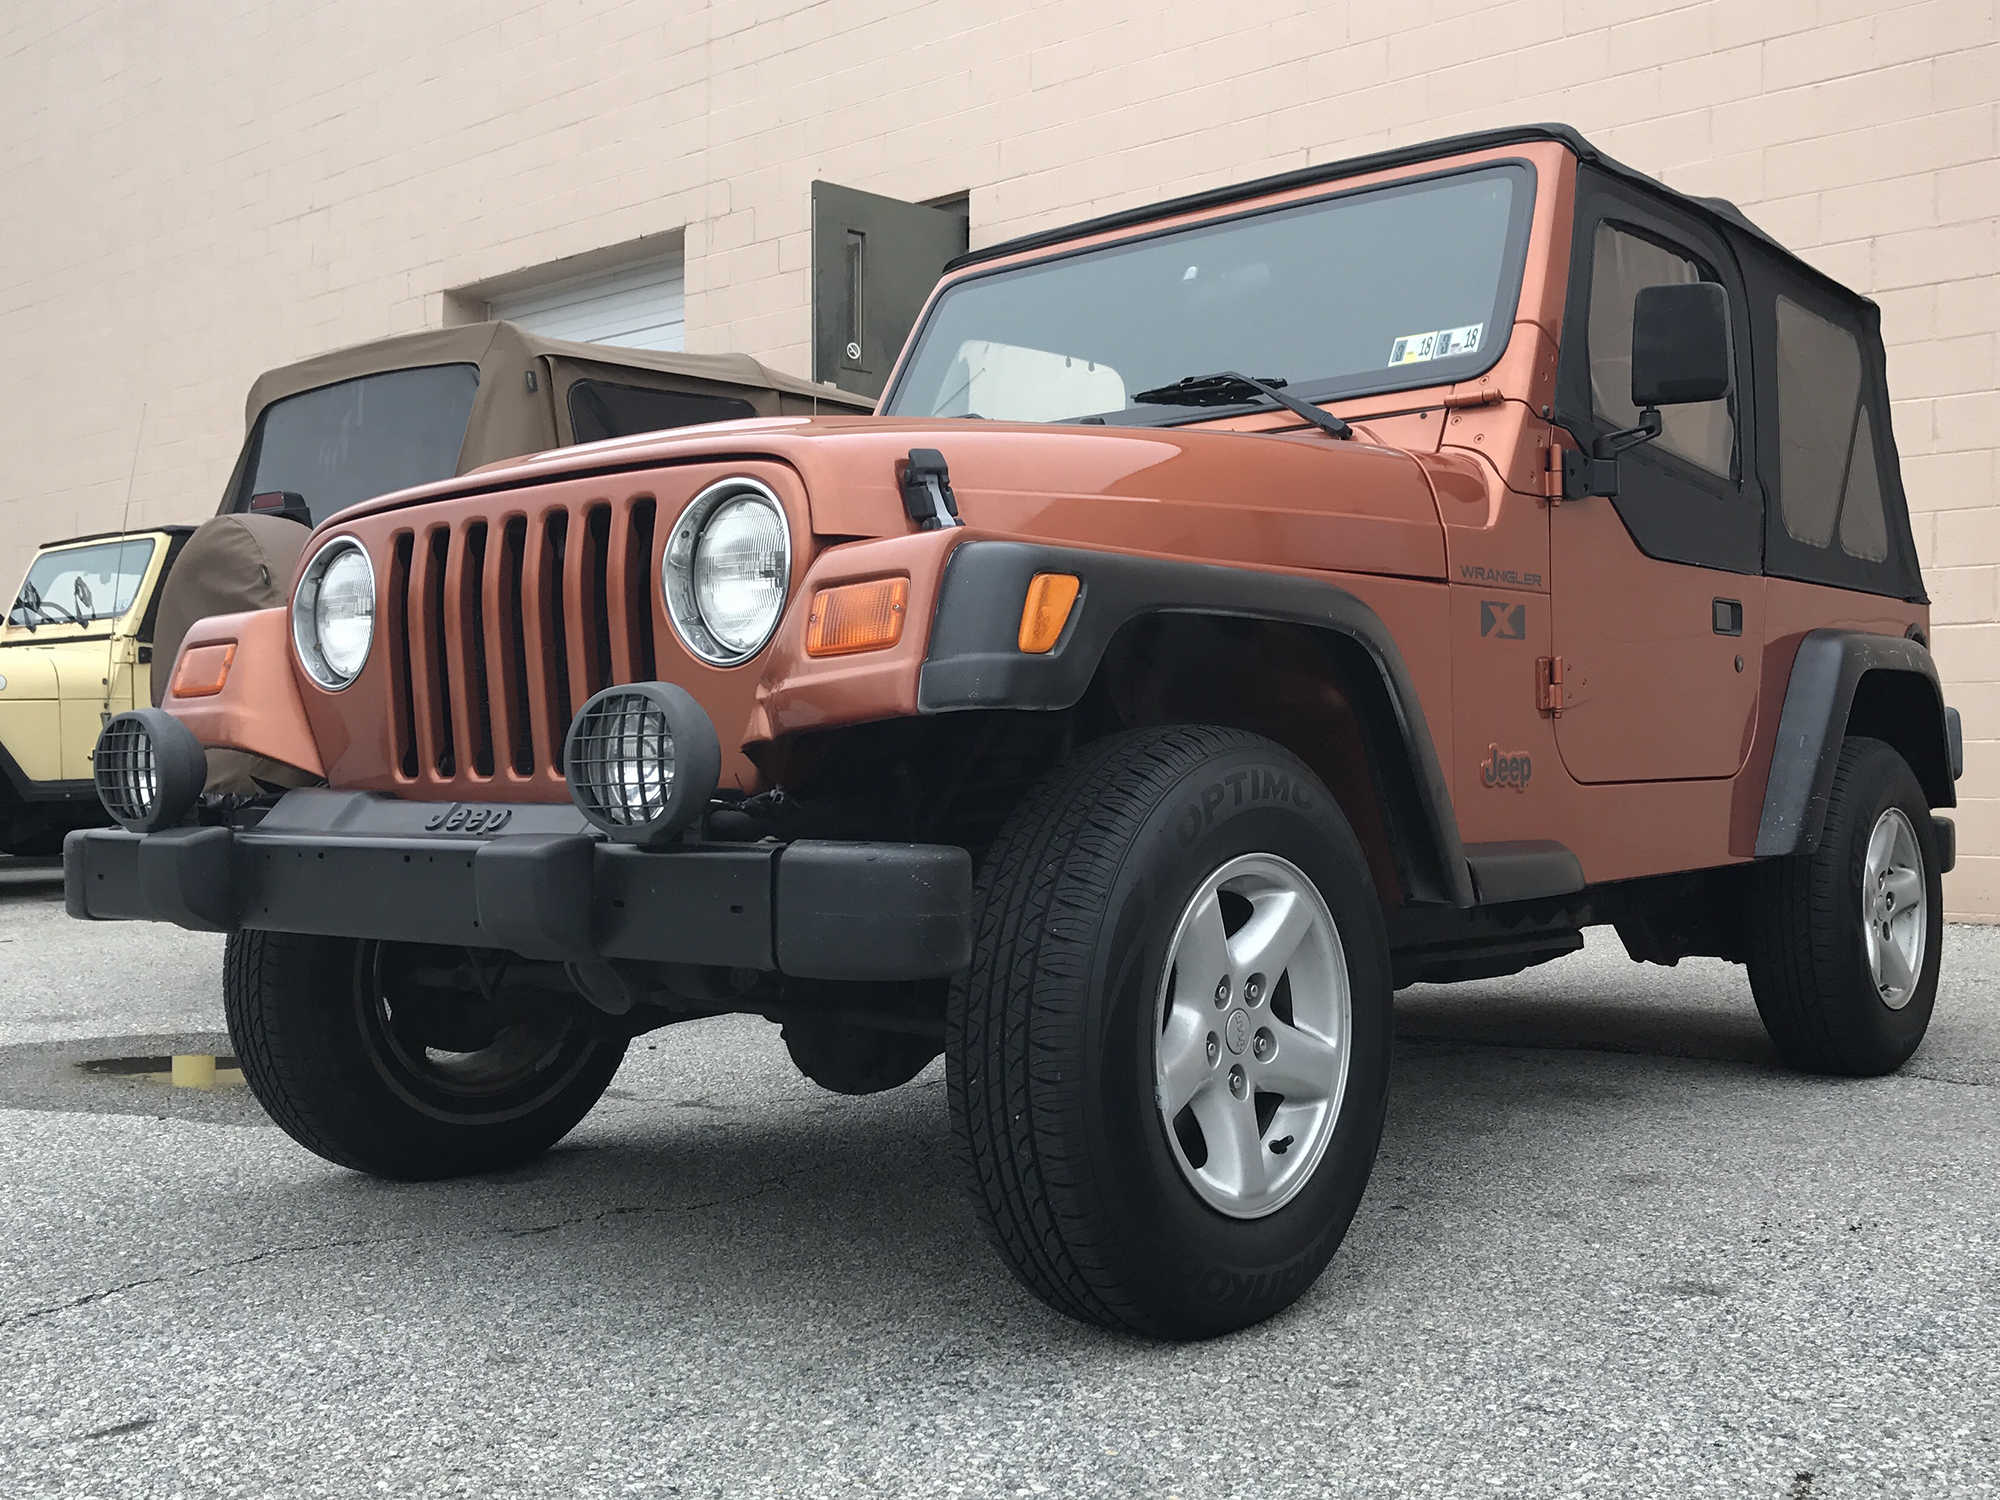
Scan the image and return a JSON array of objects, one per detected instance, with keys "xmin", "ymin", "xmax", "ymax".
[
  {"xmin": 563, "ymin": 683, "xmax": 721, "ymax": 848},
  {"xmin": 93, "ymin": 709, "xmax": 207, "ymax": 833}
]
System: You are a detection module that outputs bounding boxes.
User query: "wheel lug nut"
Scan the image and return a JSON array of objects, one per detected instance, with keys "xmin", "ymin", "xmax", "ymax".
[
  {"xmin": 1228, "ymin": 1065, "xmax": 1246, "ymax": 1099},
  {"xmin": 1206, "ymin": 1033, "xmax": 1220, "ymax": 1065},
  {"xmin": 1253, "ymin": 1031, "xmax": 1273, "ymax": 1061},
  {"xmin": 1214, "ymin": 977, "xmax": 1230, "ymax": 1005},
  {"xmin": 1245, "ymin": 975, "xmax": 1264, "ymax": 1005}
]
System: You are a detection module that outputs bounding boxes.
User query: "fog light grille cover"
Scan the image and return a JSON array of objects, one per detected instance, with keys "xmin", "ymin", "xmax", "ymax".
[
  {"xmin": 91, "ymin": 708, "xmax": 208, "ymax": 833},
  {"xmin": 569, "ymin": 692, "xmax": 677, "ymax": 828},
  {"xmin": 95, "ymin": 716, "xmax": 159, "ymax": 826},
  {"xmin": 561, "ymin": 682, "xmax": 722, "ymax": 848}
]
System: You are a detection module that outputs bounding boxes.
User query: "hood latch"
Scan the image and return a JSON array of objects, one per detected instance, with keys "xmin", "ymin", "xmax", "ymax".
[{"xmin": 900, "ymin": 448, "xmax": 962, "ymax": 531}]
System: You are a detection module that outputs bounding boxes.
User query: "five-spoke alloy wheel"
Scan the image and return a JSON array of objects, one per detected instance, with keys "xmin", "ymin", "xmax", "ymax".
[
  {"xmin": 949, "ymin": 725, "xmax": 1391, "ymax": 1339},
  {"xmin": 1155, "ymin": 853, "xmax": 1351, "ymax": 1219},
  {"xmin": 1749, "ymin": 736, "xmax": 1943, "ymax": 1076},
  {"xmin": 1860, "ymin": 807, "xmax": 1928, "ymax": 1009}
]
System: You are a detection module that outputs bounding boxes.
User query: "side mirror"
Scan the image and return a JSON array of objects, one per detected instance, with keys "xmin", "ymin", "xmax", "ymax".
[
  {"xmin": 1561, "ymin": 281, "xmax": 1736, "ymax": 500},
  {"xmin": 1631, "ymin": 282, "xmax": 1732, "ymax": 406}
]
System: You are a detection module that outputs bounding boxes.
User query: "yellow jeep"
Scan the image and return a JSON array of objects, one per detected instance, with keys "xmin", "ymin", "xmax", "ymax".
[{"xmin": 0, "ymin": 528, "xmax": 190, "ymax": 854}]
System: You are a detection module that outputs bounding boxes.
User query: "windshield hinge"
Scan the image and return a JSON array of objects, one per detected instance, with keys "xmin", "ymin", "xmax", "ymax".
[
  {"xmin": 900, "ymin": 448, "xmax": 962, "ymax": 531},
  {"xmin": 1443, "ymin": 384, "xmax": 1502, "ymax": 410},
  {"xmin": 1537, "ymin": 655, "xmax": 1567, "ymax": 717}
]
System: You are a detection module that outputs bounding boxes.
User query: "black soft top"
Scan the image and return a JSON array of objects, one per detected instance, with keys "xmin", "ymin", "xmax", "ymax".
[{"xmin": 948, "ymin": 123, "xmax": 1869, "ymax": 311}]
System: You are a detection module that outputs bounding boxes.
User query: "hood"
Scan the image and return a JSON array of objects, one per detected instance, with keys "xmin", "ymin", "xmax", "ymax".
[
  {"xmin": 341, "ymin": 415, "xmax": 1448, "ymax": 581},
  {"xmin": 0, "ymin": 647, "xmax": 61, "ymax": 700}
]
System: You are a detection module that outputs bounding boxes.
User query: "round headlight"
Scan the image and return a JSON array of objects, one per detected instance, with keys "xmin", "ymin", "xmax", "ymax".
[
  {"xmin": 664, "ymin": 480, "xmax": 791, "ymax": 665},
  {"xmin": 292, "ymin": 537, "xmax": 376, "ymax": 690}
]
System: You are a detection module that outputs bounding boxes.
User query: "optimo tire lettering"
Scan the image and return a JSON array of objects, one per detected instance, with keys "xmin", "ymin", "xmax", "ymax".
[{"xmin": 1174, "ymin": 767, "xmax": 1315, "ymax": 846}]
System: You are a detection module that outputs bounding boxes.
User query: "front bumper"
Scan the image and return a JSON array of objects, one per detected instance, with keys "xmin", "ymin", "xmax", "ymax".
[{"xmin": 64, "ymin": 791, "xmax": 972, "ymax": 981}]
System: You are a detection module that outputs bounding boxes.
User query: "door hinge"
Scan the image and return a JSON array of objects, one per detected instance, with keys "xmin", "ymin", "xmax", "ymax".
[
  {"xmin": 1537, "ymin": 655, "xmax": 1566, "ymax": 716},
  {"xmin": 1543, "ymin": 443, "xmax": 1565, "ymax": 501}
]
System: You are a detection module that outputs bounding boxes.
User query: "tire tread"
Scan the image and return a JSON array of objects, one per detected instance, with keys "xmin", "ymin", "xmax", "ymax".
[{"xmin": 948, "ymin": 724, "xmax": 1275, "ymax": 1335}]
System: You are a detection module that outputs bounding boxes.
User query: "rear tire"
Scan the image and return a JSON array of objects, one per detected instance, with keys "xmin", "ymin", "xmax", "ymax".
[
  {"xmin": 1747, "ymin": 736, "xmax": 1942, "ymax": 1076},
  {"xmin": 226, "ymin": 932, "xmax": 628, "ymax": 1179},
  {"xmin": 947, "ymin": 725, "xmax": 1391, "ymax": 1339}
]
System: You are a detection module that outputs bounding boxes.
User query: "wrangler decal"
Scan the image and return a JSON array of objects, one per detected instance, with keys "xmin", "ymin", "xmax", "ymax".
[{"xmin": 1459, "ymin": 564, "xmax": 1544, "ymax": 589}]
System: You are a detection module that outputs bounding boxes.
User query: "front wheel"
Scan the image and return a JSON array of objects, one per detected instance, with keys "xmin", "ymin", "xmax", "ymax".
[
  {"xmin": 226, "ymin": 933, "xmax": 628, "ymax": 1179},
  {"xmin": 948, "ymin": 725, "xmax": 1392, "ymax": 1339}
]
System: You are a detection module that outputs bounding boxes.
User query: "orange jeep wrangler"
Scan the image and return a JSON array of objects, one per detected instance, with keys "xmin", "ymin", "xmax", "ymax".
[{"xmin": 67, "ymin": 126, "xmax": 1961, "ymax": 1339}]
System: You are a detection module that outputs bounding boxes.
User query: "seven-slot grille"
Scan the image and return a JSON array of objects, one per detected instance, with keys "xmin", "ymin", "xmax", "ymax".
[{"xmin": 383, "ymin": 499, "xmax": 659, "ymax": 783}]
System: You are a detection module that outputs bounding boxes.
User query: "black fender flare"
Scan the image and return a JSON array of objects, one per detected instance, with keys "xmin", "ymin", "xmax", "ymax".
[
  {"xmin": 0, "ymin": 735, "xmax": 95, "ymax": 805},
  {"xmin": 917, "ymin": 540, "xmax": 1475, "ymax": 907},
  {"xmin": 1754, "ymin": 629, "xmax": 1960, "ymax": 860}
]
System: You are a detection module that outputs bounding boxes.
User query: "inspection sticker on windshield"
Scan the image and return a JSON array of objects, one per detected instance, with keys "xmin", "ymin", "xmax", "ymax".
[{"xmin": 1388, "ymin": 323, "xmax": 1483, "ymax": 365}]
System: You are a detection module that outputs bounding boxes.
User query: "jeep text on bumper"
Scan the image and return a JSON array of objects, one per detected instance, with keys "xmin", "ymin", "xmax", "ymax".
[{"xmin": 65, "ymin": 792, "xmax": 971, "ymax": 981}]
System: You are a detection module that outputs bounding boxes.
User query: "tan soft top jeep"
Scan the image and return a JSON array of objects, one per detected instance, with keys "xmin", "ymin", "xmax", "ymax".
[
  {"xmin": 68, "ymin": 125, "xmax": 1960, "ymax": 1340},
  {"xmin": 0, "ymin": 324, "xmax": 866, "ymax": 842}
]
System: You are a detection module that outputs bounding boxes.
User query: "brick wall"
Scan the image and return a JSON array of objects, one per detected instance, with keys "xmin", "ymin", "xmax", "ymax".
[{"xmin": 3, "ymin": 0, "xmax": 1994, "ymax": 909}]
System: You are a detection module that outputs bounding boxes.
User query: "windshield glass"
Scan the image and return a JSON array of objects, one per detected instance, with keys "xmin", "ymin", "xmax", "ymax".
[
  {"xmin": 8, "ymin": 537, "xmax": 157, "ymax": 628},
  {"xmin": 883, "ymin": 163, "xmax": 1533, "ymax": 425},
  {"xmin": 234, "ymin": 363, "xmax": 480, "ymax": 524}
]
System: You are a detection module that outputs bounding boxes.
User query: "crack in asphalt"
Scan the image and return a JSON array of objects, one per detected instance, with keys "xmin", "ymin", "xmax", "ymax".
[{"xmin": 0, "ymin": 1172, "xmax": 805, "ymax": 1331}]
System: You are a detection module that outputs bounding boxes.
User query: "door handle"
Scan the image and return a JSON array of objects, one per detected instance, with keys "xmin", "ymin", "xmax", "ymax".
[{"xmin": 1712, "ymin": 598, "xmax": 1743, "ymax": 637}]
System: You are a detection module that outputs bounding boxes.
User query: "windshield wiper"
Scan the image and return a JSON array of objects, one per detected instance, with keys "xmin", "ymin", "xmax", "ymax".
[
  {"xmin": 1131, "ymin": 371, "xmax": 1352, "ymax": 440},
  {"xmin": 9, "ymin": 581, "xmax": 75, "ymax": 630}
]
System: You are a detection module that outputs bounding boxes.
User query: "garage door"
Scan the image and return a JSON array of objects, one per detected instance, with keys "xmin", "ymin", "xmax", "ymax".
[{"xmin": 488, "ymin": 254, "xmax": 685, "ymax": 350}]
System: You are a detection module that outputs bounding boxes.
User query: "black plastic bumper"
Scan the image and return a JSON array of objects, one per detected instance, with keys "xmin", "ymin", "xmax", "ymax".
[{"xmin": 64, "ymin": 821, "xmax": 973, "ymax": 981}]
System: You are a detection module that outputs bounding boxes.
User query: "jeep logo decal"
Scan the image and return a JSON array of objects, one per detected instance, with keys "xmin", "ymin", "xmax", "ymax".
[
  {"xmin": 1479, "ymin": 745, "xmax": 1532, "ymax": 791},
  {"xmin": 422, "ymin": 803, "xmax": 514, "ymax": 834}
]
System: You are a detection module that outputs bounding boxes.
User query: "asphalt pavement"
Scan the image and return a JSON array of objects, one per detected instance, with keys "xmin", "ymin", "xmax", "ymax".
[{"xmin": 1, "ymin": 852, "xmax": 1995, "ymax": 1498}]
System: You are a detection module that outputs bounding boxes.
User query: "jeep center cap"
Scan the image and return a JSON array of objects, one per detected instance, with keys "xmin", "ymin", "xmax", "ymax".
[{"xmin": 1224, "ymin": 1009, "xmax": 1251, "ymax": 1055}]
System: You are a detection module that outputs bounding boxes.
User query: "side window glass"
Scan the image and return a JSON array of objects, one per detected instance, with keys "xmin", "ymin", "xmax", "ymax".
[
  {"xmin": 568, "ymin": 382, "xmax": 756, "ymax": 444},
  {"xmin": 1776, "ymin": 296, "xmax": 1889, "ymax": 563},
  {"xmin": 1588, "ymin": 223, "xmax": 1735, "ymax": 477}
]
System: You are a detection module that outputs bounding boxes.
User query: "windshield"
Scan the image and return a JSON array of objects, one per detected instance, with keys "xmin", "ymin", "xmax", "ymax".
[
  {"xmin": 234, "ymin": 363, "xmax": 480, "ymax": 524},
  {"xmin": 8, "ymin": 537, "xmax": 157, "ymax": 629},
  {"xmin": 883, "ymin": 163, "xmax": 1534, "ymax": 425}
]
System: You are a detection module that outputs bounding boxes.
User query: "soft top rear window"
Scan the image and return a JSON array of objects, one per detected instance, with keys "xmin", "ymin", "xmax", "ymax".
[{"xmin": 234, "ymin": 364, "xmax": 480, "ymax": 524}]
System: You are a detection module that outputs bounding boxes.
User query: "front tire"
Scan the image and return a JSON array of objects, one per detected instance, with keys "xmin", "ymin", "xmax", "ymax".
[
  {"xmin": 947, "ymin": 725, "xmax": 1392, "ymax": 1339},
  {"xmin": 226, "ymin": 932, "xmax": 628, "ymax": 1179},
  {"xmin": 1747, "ymin": 736, "xmax": 1943, "ymax": 1076}
]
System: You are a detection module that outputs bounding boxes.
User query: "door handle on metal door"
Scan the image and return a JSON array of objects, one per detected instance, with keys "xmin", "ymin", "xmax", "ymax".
[{"xmin": 1712, "ymin": 599, "xmax": 1743, "ymax": 636}]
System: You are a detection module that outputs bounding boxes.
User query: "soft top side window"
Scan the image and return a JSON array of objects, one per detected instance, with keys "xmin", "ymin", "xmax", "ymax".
[
  {"xmin": 568, "ymin": 381, "xmax": 757, "ymax": 444},
  {"xmin": 1587, "ymin": 223, "xmax": 1735, "ymax": 478},
  {"xmin": 1774, "ymin": 296, "xmax": 1890, "ymax": 564}
]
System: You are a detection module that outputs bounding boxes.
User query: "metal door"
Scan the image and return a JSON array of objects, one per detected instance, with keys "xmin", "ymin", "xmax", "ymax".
[{"xmin": 811, "ymin": 183, "xmax": 968, "ymax": 400}]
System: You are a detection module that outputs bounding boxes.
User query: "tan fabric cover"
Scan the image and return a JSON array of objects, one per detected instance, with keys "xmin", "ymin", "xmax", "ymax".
[
  {"xmin": 150, "ymin": 514, "xmax": 316, "ymax": 796},
  {"xmin": 151, "ymin": 514, "xmax": 308, "ymax": 705}
]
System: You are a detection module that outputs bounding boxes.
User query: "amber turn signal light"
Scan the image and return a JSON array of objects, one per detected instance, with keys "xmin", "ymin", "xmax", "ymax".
[
  {"xmin": 171, "ymin": 642, "xmax": 236, "ymax": 699},
  {"xmin": 806, "ymin": 577, "xmax": 909, "ymax": 657},
  {"xmin": 1017, "ymin": 573, "xmax": 1081, "ymax": 654}
]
